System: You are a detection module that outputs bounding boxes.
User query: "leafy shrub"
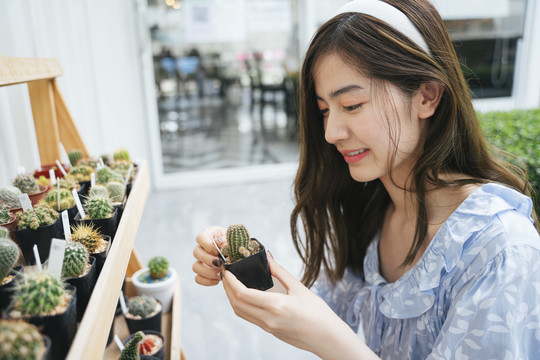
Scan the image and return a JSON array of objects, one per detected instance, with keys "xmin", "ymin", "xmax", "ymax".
[{"xmin": 478, "ymin": 108, "xmax": 540, "ymax": 215}]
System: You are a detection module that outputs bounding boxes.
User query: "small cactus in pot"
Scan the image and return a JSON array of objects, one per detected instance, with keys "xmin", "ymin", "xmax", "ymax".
[
  {"xmin": 71, "ymin": 222, "xmax": 107, "ymax": 254},
  {"xmin": 96, "ymin": 166, "xmax": 123, "ymax": 185},
  {"xmin": 45, "ymin": 188, "xmax": 76, "ymax": 211},
  {"xmin": 61, "ymin": 241, "xmax": 89, "ymax": 278},
  {"xmin": 15, "ymin": 203, "xmax": 58, "ymax": 230},
  {"xmin": 84, "ymin": 193, "xmax": 113, "ymax": 219},
  {"xmin": 120, "ymin": 331, "xmax": 144, "ymax": 360},
  {"xmin": 222, "ymin": 224, "xmax": 261, "ymax": 264},
  {"xmin": 0, "ymin": 186, "xmax": 22, "ymax": 209},
  {"xmin": 0, "ymin": 205, "xmax": 11, "ymax": 224},
  {"xmin": 10, "ymin": 271, "xmax": 68, "ymax": 317},
  {"xmin": 148, "ymin": 256, "xmax": 169, "ymax": 280},
  {"xmin": 107, "ymin": 181, "xmax": 125, "ymax": 203},
  {"xmin": 113, "ymin": 148, "xmax": 131, "ymax": 162},
  {"xmin": 13, "ymin": 173, "xmax": 40, "ymax": 195},
  {"xmin": 68, "ymin": 149, "xmax": 83, "ymax": 167},
  {"xmin": 0, "ymin": 237, "xmax": 19, "ymax": 284},
  {"xmin": 69, "ymin": 164, "xmax": 94, "ymax": 182},
  {"xmin": 89, "ymin": 184, "xmax": 109, "ymax": 198},
  {"xmin": 0, "ymin": 319, "xmax": 47, "ymax": 360}
]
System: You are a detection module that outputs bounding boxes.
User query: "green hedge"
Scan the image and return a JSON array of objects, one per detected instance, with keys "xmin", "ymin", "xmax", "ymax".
[{"xmin": 478, "ymin": 108, "xmax": 540, "ymax": 216}]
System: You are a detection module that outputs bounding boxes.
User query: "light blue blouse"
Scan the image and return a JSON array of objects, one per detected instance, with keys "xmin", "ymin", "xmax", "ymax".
[{"xmin": 313, "ymin": 183, "xmax": 540, "ymax": 359}]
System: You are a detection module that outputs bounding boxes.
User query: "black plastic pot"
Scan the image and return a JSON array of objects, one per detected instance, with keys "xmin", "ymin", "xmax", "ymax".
[
  {"xmin": 91, "ymin": 235, "xmax": 111, "ymax": 277},
  {"xmin": 78, "ymin": 181, "xmax": 91, "ymax": 197},
  {"xmin": 224, "ymin": 238, "xmax": 273, "ymax": 291},
  {"xmin": 0, "ymin": 265, "xmax": 23, "ymax": 313},
  {"xmin": 124, "ymin": 298, "xmax": 163, "ymax": 334},
  {"xmin": 123, "ymin": 330, "xmax": 165, "ymax": 360},
  {"xmin": 65, "ymin": 256, "xmax": 97, "ymax": 322},
  {"xmin": 7, "ymin": 286, "xmax": 78, "ymax": 360},
  {"xmin": 112, "ymin": 197, "xmax": 127, "ymax": 223},
  {"xmin": 74, "ymin": 208, "xmax": 118, "ymax": 240},
  {"xmin": 14, "ymin": 219, "xmax": 60, "ymax": 265},
  {"xmin": 41, "ymin": 335, "xmax": 52, "ymax": 360}
]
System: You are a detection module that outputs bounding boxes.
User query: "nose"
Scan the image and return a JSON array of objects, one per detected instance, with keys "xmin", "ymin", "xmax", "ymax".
[{"xmin": 324, "ymin": 113, "xmax": 349, "ymax": 144}]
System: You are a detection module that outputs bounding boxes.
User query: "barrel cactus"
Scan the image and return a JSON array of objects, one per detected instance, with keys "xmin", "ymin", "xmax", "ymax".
[
  {"xmin": 148, "ymin": 256, "xmax": 169, "ymax": 279},
  {"xmin": 89, "ymin": 184, "xmax": 109, "ymax": 198},
  {"xmin": 0, "ymin": 227, "xmax": 9, "ymax": 239},
  {"xmin": 0, "ymin": 237, "xmax": 19, "ymax": 283},
  {"xmin": 0, "ymin": 186, "xmax": 22, "ymax": 209},
  {"xmin": 107, "ymin": 181, "xmax": 125, "ymax": 203},
  {"xmin": 84, "ymin": 194, "xmax": 113, "ymax": 219},
  {"xmin": 12, "ymin": 271, "xmax": 67, "ymax": 317},
  {"xmin": 119, "ymin": 331, "xmax": 144, "ymax": 360},
  {"xmin": 13, "ymin": 174, "xmax": 40, "ymax": 195},
  {"xmin": 0, "ymin": 319, "xmax": 46, "ymax": 360},
  {"xmin": 45, "ymin": 188, "xmax": 75, "ymax": 211},
  {"xmin": 225, "ymin": 224, "xmax": 254, "ymax": 263},
  {"xmin": 68, "ymin": 149, "xmax": 83, "ymax": 167},
  {"xmin": 128, "ymin": 295, "xmax": 158, "ymax": 318},
  {"xmin": 110, "ymin": 160, "xmax": 132, "ymax": 180},
  {"xmin": 0, "ymin": 205, "xmax": 11, "ymax": 224},
  {"xmin": 69, "ymin": 165, "xmax": 94, "ymax": 182},
  {"xmin": 58, "ymin": 174, "xmax": 79, "ymax": 191},
  {"xmin": 16, "ymin": 203, "xmax": 58, "ymax": 230},
  {"xmin": 95, "ymin": 166, "xmax": 123, "ymax": 185},
  {"xmin": 36, "ymin": 175, "xmax": 50, "ymax": 188},
  {"xmin": 61, "ymin": 241, "xmax": 89, "ymax": 278},
  {"xmin": 70, "ymin": 223, "xmax": 105, "ymax": 254},
  {"xmin": 113, "ymin": 148, "xmax": 131, "ymax": 162}
]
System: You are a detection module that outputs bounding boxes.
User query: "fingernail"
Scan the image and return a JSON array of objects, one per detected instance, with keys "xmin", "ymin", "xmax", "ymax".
[{"xmin": 212, "ymin": 259, "xmax": 219, "ymax": 267}]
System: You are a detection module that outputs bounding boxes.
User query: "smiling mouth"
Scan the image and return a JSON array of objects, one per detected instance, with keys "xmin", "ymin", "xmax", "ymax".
[{"xmin": 346, "ymin": 149, "xmax": 367, "ymax": 156}]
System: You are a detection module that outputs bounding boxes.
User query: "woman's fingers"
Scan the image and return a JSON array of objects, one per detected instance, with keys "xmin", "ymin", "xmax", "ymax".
[
  {"xmin": 195, "ymin": 225, "xmax": 226, "ymax": 256},
  {"xmin": 267, "ymin": 252, "xmax": 301, "ymax": 293},
  {"xmin": 193, "ymin": 245, "xmax": 222, "ymax": 269}
]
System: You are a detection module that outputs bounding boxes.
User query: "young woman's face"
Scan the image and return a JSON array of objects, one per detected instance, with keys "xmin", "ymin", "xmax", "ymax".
[{"xmin": 313, "ymin": 52, "xmax": 428, "ymax": 185}]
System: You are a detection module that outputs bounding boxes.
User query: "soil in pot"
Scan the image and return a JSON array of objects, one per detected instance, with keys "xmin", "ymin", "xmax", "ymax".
[
  {"xmin": 123, "ymin": 297, "xmax": 163, "ymax": 334},
  {"xmin": 224, "ymin": 238, "xmax": 273, "ymax": 291},
  {"xmin": 0, "ymin": 265, "xmax": 24, "ymax": 313},
  {"xmin": 14, "ymin": 219, "xmax": 60, "ymax": 265},
  {"xmin": 74, "ymin": 208, "xmax": 118, "ymax": 240},
  {"xmin": 123, "ymin": 330, "xmax": 165, "ymax": 360},
  {"xmin": 64, "ymin": 256, "xmax": 97, "ymax": 322}
]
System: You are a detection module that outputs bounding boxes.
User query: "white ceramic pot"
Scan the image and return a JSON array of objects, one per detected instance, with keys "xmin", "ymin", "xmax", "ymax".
[{"xmin": 131, "ymin": 267, "xmax": 177, "ymax": 313}]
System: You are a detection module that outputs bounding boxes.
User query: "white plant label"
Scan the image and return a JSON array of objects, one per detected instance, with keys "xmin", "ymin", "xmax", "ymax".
[
  {"xmin": 99, "ymin": 157, "xmax": 105, "ymax": 168},
  {"xmin": 55, "ymin": 160, "xmax": 67, "ymax": 176},
  {"xmin": 124, "ymin": 164, "xmax": 133, "ymax": 186},
  {"xmin": 62, "ymin": 210, "xmax": 71, "ymax": 241},
  {"xmin": 17, "ymin": 166, "xmax": 26, "ymax": 175},
  {"xmin": 49, "ymin": 169, "xmax": 57, "ymax": 185},
  {"xmin": 73, "ymin": 189, "xmax": 86, "ymax": 219},
  {"xmin": 18, "ymin": 194, "xmax": 32, "ymax": 212},
  {"xmin": 114, "ymin": 334, "xmax": 124, "ymax": 351},
  {"xmin": 57, "ymin": 181, "xmax": 61, "ymax": 211},
  {"xmin": 33, "ymin": 245, "xmax": 43, "ymax": 271},
  {"xmin": 48, "ymin": 238, "xmax": 66, "ymax": 279},
  {"xmin": 119, "ymin": 291, "xmax": 128, "ymax": 315},
  {"xmin": 91, "ymin": 173, "xmax": 96, "ymax": 188}
]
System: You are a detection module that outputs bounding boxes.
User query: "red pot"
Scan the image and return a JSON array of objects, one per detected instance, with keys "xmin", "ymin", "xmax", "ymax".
[{"xmin": 34, "ymin": 163, "xmax": 71, "ymax": 179}]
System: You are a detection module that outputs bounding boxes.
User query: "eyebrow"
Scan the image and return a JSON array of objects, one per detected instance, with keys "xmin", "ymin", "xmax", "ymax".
[{"xmin": 316, "ymin": 84, "xmax": 365, "ymax": 101}]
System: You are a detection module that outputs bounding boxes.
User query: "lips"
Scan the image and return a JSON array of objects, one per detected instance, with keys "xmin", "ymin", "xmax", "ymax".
[{"xmin": 339, "ymin": 148, "xmax": 369, "ymax": 164}]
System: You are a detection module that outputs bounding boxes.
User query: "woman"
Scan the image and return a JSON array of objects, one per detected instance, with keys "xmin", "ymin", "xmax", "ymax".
[{"xmin": 193, "ymin": 0, "xmax": 540, "ymax": 358}]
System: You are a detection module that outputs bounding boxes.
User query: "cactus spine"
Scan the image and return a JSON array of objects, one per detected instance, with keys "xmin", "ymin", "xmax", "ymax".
[
  {"xmin": 16, "ymin": 204, "xmax": 58, "ymax": 230},
  {"xmin": 120, "ymin": 331, "xmax": 144, "ymax": 360},
  {"xmin": 61, "ymin": 241, "xmax": 89, "ymax": 278},
  {"xmin": 84, "ymin": 194, "xmax": 113, "ymax": 219},
  {"xmin": 226, "ymin": 224, "xmax": 251, "ymax": 263},
  {"xmin": 0, "ymin": 237, "xmax": 19, "ymax": 283},
  {"xmin": 0, "ymin": 319, "xmax": 46, "ymax": 360},
  {"xmin": 12, "ymin": 271, "xmax": 67, "ymax": 317},
  {"xmin": 13, "ymin": 174, "xmax": 40, "ymax": 195},
  {"xmin": 148, "ymin": 256, "xmax": 169, "ymax": 279},
  {"xmin": 69, "ymin": 164, "xmax": 94, "ymax": 182},
  {"xmin": 89, "ymin": 184, "xmax": 109, "ymax": 198},
  {"xmin": 95, "ymin": 167, "xmax": 123, "ymax": 185},
  {"xmin": 107, "ymin": 181, "xmax": 125, "ymax": 203},
  {"xmin": 128, "ymin": 295, "xmax": 158, "ymax": 318},
  {"xmin": 71, "ymin": 223, "xmax": 105, "ymax": 254},
  {"xmin": 68, "ymin": 149, "xmax": 83, "ymax": 167},
  {"xmin": 0, "ymin": 186, "xmax": 22, "ymax": 209}
]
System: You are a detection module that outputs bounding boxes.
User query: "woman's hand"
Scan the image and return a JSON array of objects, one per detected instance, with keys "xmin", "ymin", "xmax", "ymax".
[
  {"xmin": 193, "ymin": 226, "xmax": 226, "ymax": 286},
  {"xmin": 222, "ymin": 253, "xmax": 379, "ymax": 360}
]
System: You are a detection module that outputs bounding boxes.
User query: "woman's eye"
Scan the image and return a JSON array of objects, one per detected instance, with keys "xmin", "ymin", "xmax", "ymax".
[
  {"xmin": 343, "ymin": 104, "xmax": 362, "ymax": 112},
  {"xmin": 319, "ymin": 108, "xmax": 329, "ymax": 117}
]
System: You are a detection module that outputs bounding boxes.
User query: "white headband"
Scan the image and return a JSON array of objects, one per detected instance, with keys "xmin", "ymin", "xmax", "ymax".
[{"xmin": 334, "ymin": 0, "xmax": 431, "ymax": 55}]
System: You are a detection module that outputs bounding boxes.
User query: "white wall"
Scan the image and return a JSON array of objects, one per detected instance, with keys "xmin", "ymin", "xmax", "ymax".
[{"xmin": 0, "ymin": 0, "xmax": 150, "ymax": 186}]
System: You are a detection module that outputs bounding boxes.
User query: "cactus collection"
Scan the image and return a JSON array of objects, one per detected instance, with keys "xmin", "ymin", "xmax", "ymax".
[
  {"xmin": 68, "ymin": 149, "xmax": 83, "ymax": 167},
  {"xmin": 16, "ymin": 203, "xmax": 59, "ymax": 230},
  {"xmin": 58, "ymin": 174, "xmax": 79, "ymax": 191},
  {"xmin": 107, "ymin": 181, "xmax": 125, "ymax": 203},
  {"xmin": 0, "ymin": 319, "xmax": 46, "ymax": 360},
  {"xmin": 84, "ymin": 193, "xmax": 113, "ymax": 219},
  {"xmin": 120, "ymin": 331, "xmax": 144, "ymax": 360},
  {"xmin": 148, "ymin": 256, "xmax": 169, "ymax": 279},
  {"xmin": 69, "ymin": 165, "xmax": 94, "ymax": 182},
  {"xmin": 70, "ymin": 223, "xmax": 105, "ymax": 254},
  {"xmin": 12, "ymin": 271, "xmax": 67, "ymax": 317},
  {"xmin": 61, "ymin": 241, "xmax": 89, "ymax": 278},
  {"xmin": 128, "ymin": 295, "xmax": 158, "ymax": 318},
  {"xmin": 0, "ymin": 237, "xmax": 19, "ymax": 283},
  {"xmin": 0, "ymin": 186, "xmax": 22, "ymax": 209},
  {"xmin": 13, "ymin": 173, "xmax": 40, "ymax": 195}
]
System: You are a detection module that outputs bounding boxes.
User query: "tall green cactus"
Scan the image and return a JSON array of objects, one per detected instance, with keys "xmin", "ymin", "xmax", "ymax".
[
  {"xmin": 106, "ymin": 181, "xmax": 125, "ymax": 203},
  {"xmin": 68, "ymin": 149, "xmax": 83, "ymax": 167},
  {"xmin": 61, "ymin": 241, "xmax": 89, "ymax": 278},
  {"xmin": 120, "ymin": 331, "xmax": 144, "ymax": 360},
  {"xmin": 0, "ymin": 319, "xmax": 46, "ymax": 360},
  {"xmin": 0, "ymin": 186, "xmax": 22, "ymax": 209},
  {"xmin": 226, "ymin": 224, "xmax": 251, "ymax": 263},
  {"xmin": 128, "ymin": 295, "xmax": 158, "ymax": 318},
  {"xmin": 13, "ymin": 173, "xmax": 40, "ymax": 195},
  {"xmin": 84, "ymin": 193, "xmax": 113, "ymax": 219},
  {"xmin": 12, "ymin": 271, "xmax": 67, "ymax": 317},
  {"xmin": 0, "ymin": 237, "xmax": 19, "ymax": 283},
  {"xmin": 148, "ymin": 256, "xmax": 169, "ymax": 279}
]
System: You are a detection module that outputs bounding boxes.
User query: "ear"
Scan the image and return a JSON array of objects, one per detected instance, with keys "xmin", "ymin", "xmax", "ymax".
[{"xmin": 415, "ymin": 82, "xmax": 443, "ymax": 119}]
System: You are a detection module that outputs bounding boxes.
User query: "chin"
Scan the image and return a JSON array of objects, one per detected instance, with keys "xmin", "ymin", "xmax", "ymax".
[{"xmin": 348, "ymin": 168, "xmax": 378, "ymax": 183}]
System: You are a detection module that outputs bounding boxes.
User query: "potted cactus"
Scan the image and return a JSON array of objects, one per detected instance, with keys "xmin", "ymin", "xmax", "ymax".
[
  {"xmin": 0, "ymin": 319, "xmax": 52, "ymax": 360},
  {"xmin": 13, "ymin": 173, "xmax": 48, "ymax": 206},
  {"xmin": 121, "ymin": 330, "xmax": 165, "ymax": 360},
  {"xmin": 6, "ymin": 270, "xmax": 77, "ymax": 360},
  {"xmin": 0, "ymin": 204, "xmax": 18, "ymax": 239},
  {"xmin": 0, "ymin": 235, "xmax": 23, "ymax": 313},
  {"xmin": 0, "ymin": 185, "xmax": 23, "ymax": 214},
  {"xmin": 68, "ymin": 149, "xmax": 83, "ymax": 167},
  {"xmin": 220, "ymin": 224, "xmax": 273, "ymax": 291},
  {"xmin": 131, "ymin": 256, "xmax": 177, "ymax": 313},
  {"xmin": 62, "ymin": 241, "xmax": 97, "ymax": 322},
  {"xmin": 13, "ymin": 203, "xmax": 60, "ymax": 265},
  {"xmin": 74, "ymin": 192, "xmax": 118, "ymax": 239},
  {"xmin": 68, "ymin": 164, "xmax": 95, "ymax": 196},
  {"xmin": 123, "ymin": 294, "xmax": 163, "ymax": 334},
  {"xmin": 70, "ymin": 222, "xmax": 110, "ymax": 276}
]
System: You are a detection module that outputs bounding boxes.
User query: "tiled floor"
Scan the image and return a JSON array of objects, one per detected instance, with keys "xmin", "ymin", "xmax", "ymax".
[{"xmin": 135, "ymin": 178, "xmax": 320, "ymax": 360}]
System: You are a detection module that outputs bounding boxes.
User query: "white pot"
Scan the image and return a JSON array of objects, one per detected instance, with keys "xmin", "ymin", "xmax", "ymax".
[{"xmin": 131, "ymin": 267, "xmax": 177, "ymax": 313}]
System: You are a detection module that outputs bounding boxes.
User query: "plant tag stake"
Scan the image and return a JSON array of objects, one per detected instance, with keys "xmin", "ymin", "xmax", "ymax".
[
  {"xmin": 62, "ymin": 210, "xmax": 71, "ymax": 241},
  {"xmin": 57, "ymin": 181, "xmax": 61, "ymax": 211},
  {"xmin": 90, "ymin": 172, "xmax": 96, "ymax": 188},
  {"xmin": 33, "ymin": 245, "xmax": 43, "ymax": 272},
  {"xmin": 48, "ymin": 238, "xmax": 66, "ymax": 279},
  {"xmin": 99, "ymin": 157, "xmax": 105, "ymax": 168},
  {"xmin": 114, "ymin": 334, "xmax": 124, "ymax": 351},
  {"xmin": 73, "ymin": 189, "xmax": 86, "ymax": 219},
  {"xmin": 17, "ymin": 166, "xmax": 26, "ymax": 175},
  {"xmin": 18, "ymin": 194, "xmax": 33, "ymax": 212},
  {"xmin": 119, "ymin": 290, "xmax": 128, "ymax": 315},
  {"xmin": 124, "ymin": 164, "xmax": 133, "ymax": 186},
  {"xmin": 207, "ymin": 230, "xmax": 226, "ymax": 264},
  {"xmin": 49, "ymin": 169, "xmax": 57, "ymax": 185},
  {"xmin": 55, "ymin": 160, "xmax": 67, "ymax": 176}
]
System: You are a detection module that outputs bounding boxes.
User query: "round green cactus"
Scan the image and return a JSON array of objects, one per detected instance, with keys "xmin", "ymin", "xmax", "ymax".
[
  {"xmin": 58, "ymin": 174, "xmax": 80, "ymax": 191},
  {"xmin": 12, "ymin": 271, "xmax": 67, "ymax": 317},
  {"xmin": 226, "ymin": 224, "xmax": 251, "ymax": 263},
  {"xmin": 61, "ymin": 241, "xmax": 89, "ymax": 278},
  {"xmin": 0, "ymin": 319, "xmax": 46, "ymax": 360},
  {"xmin": 0, "ymin": 205, "xmax": 11, "ymax": 224},
  {"xmin": 70, "ymin": 223, "xmax": 105, "ymax": 254},
  {"xmin": 69, "ymin": 164, "xmax": 94, "ymax": 182},
  {"xmin": 0, "ymin": 227, "xmax": 10, "ymax": 239},
  {"xmin": 120, "ymin": 331, "xmax": 144, "ymax": 360},
  {"xmin": 113, "ymin": 148, "xmax": 131, "ymax": 162},
  {"xmin": 148, "ymin": 256, "xmax": 169, "ymax": 279},
  {"xmin": 0, "ymin": 237, "xmax": 19, "ymax": 283},
  {"xmin": 128, "ymin": 295, "xmax": 158, "ymax": 318},
  {"xmin": 77, "ymin": 158, "xmax": 99, "ymax": 169},
  {"xmin": 107, "ymin": 181, "xmax": 125, "ymax": 203},
  {"xmin": 16, "ymin": 204, "xmax": 59, "ymax": 230},
  {"xmin": 45, "ymin": 188, "xmax": 75, "ymax": 211},
  {"xmin": 68, "ymin": 149, "xmax": 83, "ymax": 167},
  {"xmin": 84, "ymin": 194, "xmax": 113, "ymax": 219},
  {"xmin": 13, "ymin": 174, "xmax": 40, "ymax": 195},
  {"xmin": 89, "ymin": 184, "xmax": 109, "ymax": 198},
  {"xmin": 0, "ymin": 186, "xmax": 23, "ymax": 209},
  {"xmin": 95, "ymin": 167, "xmax": 123, "ymax": 185}
]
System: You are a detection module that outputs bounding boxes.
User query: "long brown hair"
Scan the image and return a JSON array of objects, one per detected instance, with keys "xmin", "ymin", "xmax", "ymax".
[{"xmin": 290, "ymin": 0, "xmax": 538, "ymax": 287}]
